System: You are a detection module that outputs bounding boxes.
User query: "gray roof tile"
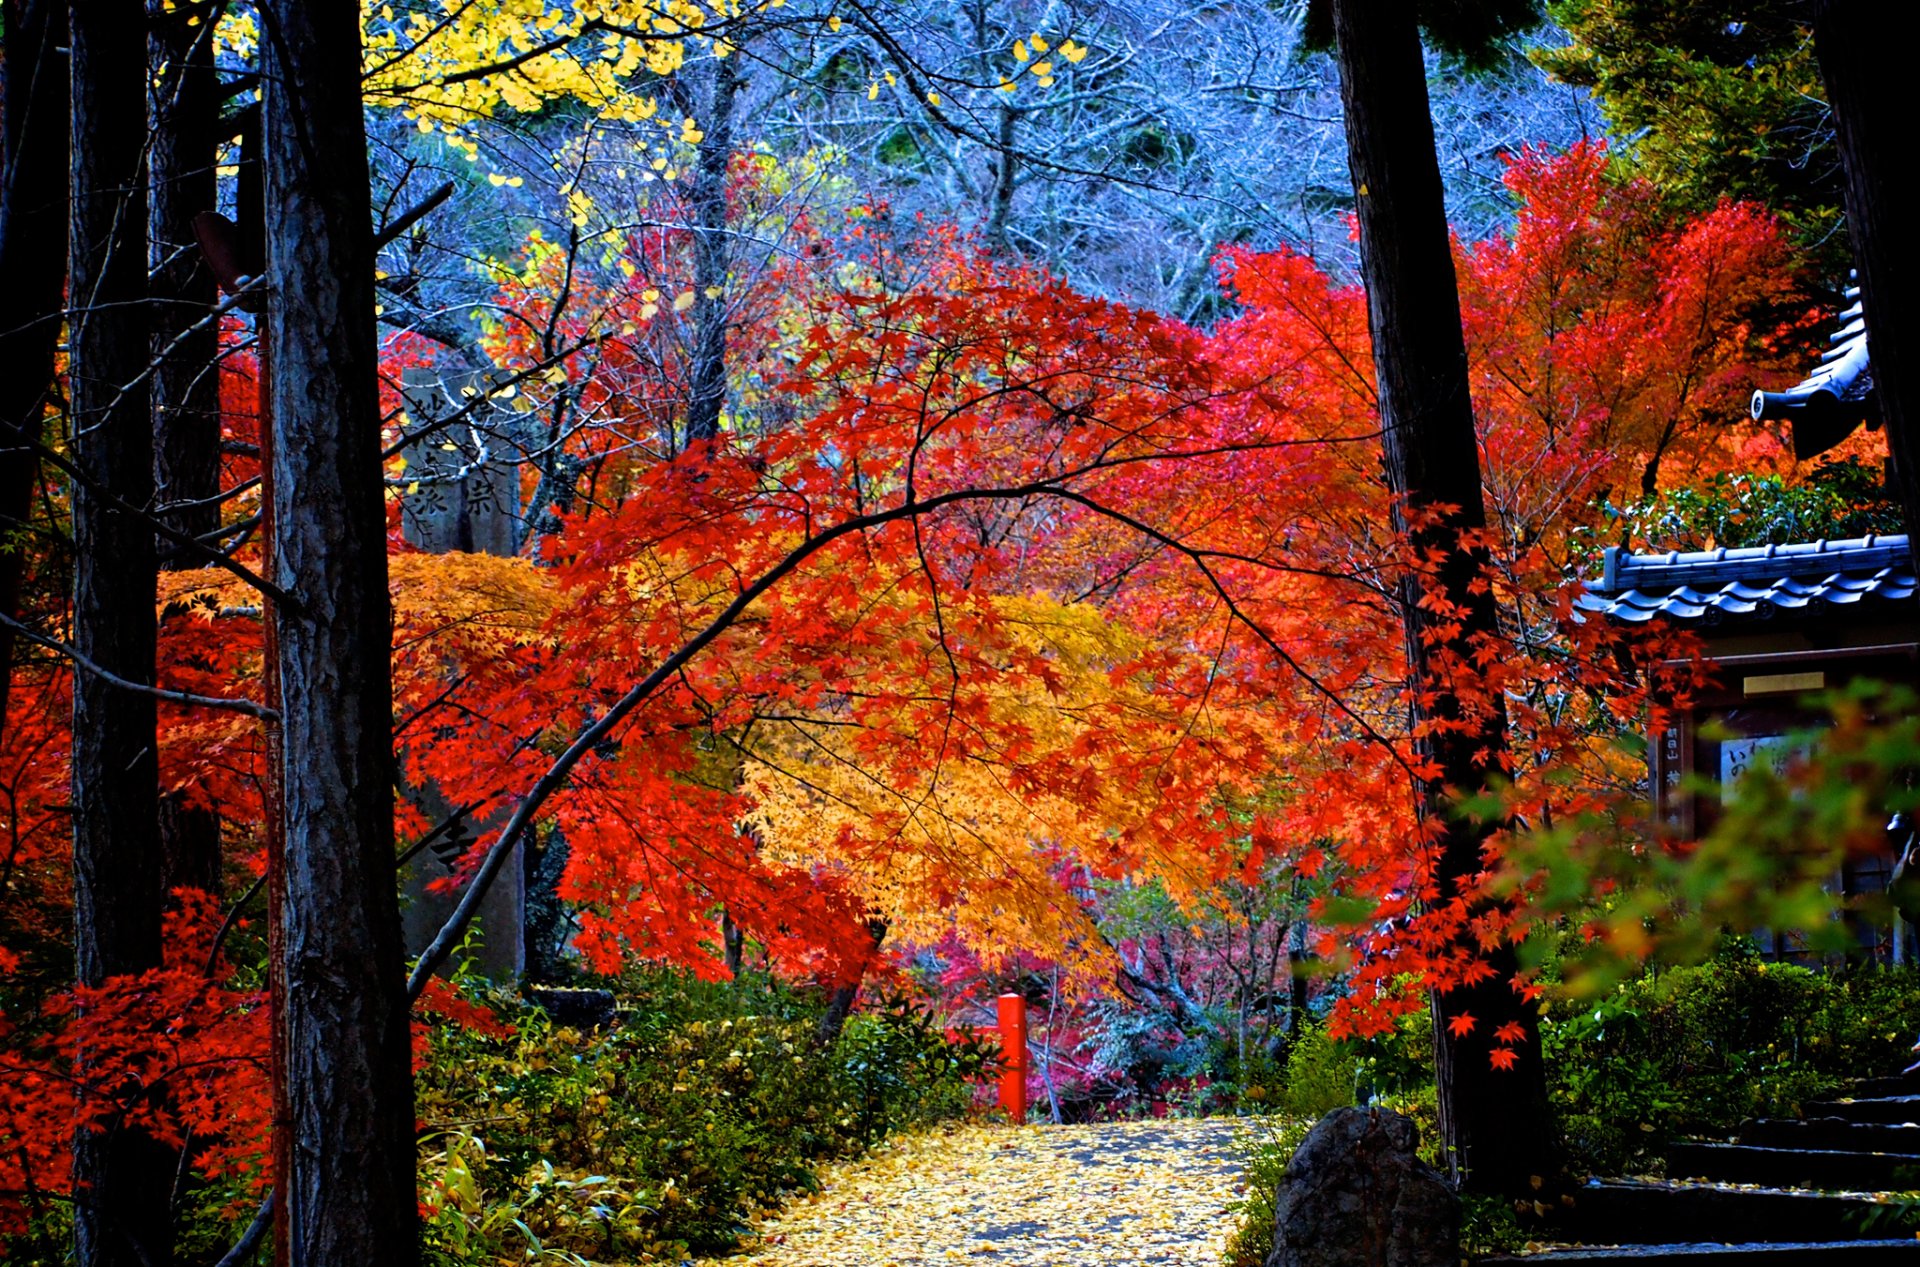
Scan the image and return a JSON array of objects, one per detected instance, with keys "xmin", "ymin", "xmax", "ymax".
[{"xmin": 1577, "ymin": 534, "xmax": 1915, "ymax": 624}]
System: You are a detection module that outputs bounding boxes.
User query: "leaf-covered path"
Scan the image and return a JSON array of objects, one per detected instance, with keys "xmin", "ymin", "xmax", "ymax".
[{"xmin": 695, "ymin": 1118, "xmax": 1246, "ymax": 1267}]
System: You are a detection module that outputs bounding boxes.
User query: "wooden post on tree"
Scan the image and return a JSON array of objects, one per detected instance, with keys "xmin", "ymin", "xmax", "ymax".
[{"xmin": 996, "ymin": 993, "xmax": 1028, "ymax": 1124}]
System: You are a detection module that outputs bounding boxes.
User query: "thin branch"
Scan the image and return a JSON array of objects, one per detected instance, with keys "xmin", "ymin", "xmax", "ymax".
[
  {"xmin": 212, "ymin": 1190, "xmax": 275, "ymax": 1267},
  {"xmin": 0, "ymin": 613, "xmax": 276, "ymax": 720},
  {"xmin": 373, "ymin": 180, "xmax": 455, "ymax": 250}
]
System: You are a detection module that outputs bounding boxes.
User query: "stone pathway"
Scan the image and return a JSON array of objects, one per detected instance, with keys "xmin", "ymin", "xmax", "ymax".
[{"xmin": 693, "ymin": 1118, "xmax": 1247, "ymax": 1266}]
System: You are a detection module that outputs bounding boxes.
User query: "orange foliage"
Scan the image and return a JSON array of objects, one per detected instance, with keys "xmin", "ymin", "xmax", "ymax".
[{"xmin": 1, "ymin": 144, "xmax": 1829, "ymax": 1217}]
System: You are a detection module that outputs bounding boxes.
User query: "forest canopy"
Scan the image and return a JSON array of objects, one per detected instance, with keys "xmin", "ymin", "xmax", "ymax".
[{"xmin": 1, "ymin": 1, "xmax": 1908, "ymax": 1263}]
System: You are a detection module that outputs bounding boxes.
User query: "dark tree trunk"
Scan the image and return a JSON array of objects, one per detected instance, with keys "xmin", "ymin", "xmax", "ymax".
[
  {"xmin": 1329, "ymin": 0, "xmax": 1554, "ymax": 1195},
  {"xmin": 722, "ymin": 907, "xmax": 745, "ymax": 978},
  {"xmin": 1814, "ymin": 4, "xmax": 1920, "ymax": 549},
  {"xmin": 524, "ymin": 828, "xmax": 571, "ymax": 982},
  {"xmin": 0, "ymin": 0, "xmax": 70, "ymax": 735},
  {"xmin": 149, "ymin": 0, "xmax": 225, "ymax": 902},
  {"xmin": 984, "ymin": 104, "xmax": 1017, "ymax": 254},
  {"xmin": 259, "ymin": 2, "xmax": 417, "ymax": 1262},
  {"xmin": 815, "ymin": 918, "xmax": 887, "ymax": 1045},
  {"xmin": 69, "ymin": 3, "xmax": 171, "ymax": 1264},
  {"xmin": 685, "ymin": 53, "xmax": 741, "ymax": 448}
]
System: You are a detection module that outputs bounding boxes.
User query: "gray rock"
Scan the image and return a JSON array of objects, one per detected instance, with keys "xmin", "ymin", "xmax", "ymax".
[{"xmin": 1266, "ymin": 1106, "xmax": 1458, "ymax": 1267}]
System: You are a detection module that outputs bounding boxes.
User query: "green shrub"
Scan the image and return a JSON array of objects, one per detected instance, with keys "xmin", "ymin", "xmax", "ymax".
[
  {"xmin": 1544, "ymin": 942, "xmax": 1920, "ymax": 1176},
  {"xmin": 1222, "ymin": 1115, "xmax": 1312, "ymax": 1267},
  {"xmin": 415, "ymin": 969, "xmax": 991, "ymax": 1265}
]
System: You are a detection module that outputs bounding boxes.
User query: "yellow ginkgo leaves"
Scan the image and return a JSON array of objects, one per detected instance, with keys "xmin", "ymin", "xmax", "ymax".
[
  {"xmin": 1008, "ymin": 33, "xmax": 1087, "ymax": 90},
  {"xmin": 697, "ymin": 1118, "xmax": 1250, "ymax": 1267}
]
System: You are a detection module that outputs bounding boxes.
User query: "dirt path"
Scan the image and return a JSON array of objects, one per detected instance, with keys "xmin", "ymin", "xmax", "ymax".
[{"xmin": 695, "ymin": 1118, "xmax": 1247, "ymax": 1267}]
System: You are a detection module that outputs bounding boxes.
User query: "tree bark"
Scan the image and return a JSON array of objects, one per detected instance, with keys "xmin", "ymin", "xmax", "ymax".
[
  {"xmin": 149, "ymin": 0, "xmax": 225, "ymax": 902},
  {"xmin": 69, "ymin": 3, "xmax": 171, "ymax": 1263},
  {"xmin": 258, "ymin": 2, "xmax": 417, "ymax": 1262},
  {"xmin": 0, "ymin": 1, "xmax": 70, "ymax": 736},
  {"xmin": 984, "ymin": 104, "xmax": 1017, "ymax": 254},
  {"xmin": 1814, "ymin": 4, "xmax": 1920, "ymax": 550},
  {"xmin": 1329, "ymin": 0, "xmax": 1554, "ymax": 1195},
  {"xmin": 685, "ymin": 52, "xmax": 741, "ymax": 448},
  {"xmin": 815, "ymin": 918, "xmax": 887, "ymax": 1045},
  {"xmin": 721, "ymin": 907, "xmax": 745, "ymax": 978}
]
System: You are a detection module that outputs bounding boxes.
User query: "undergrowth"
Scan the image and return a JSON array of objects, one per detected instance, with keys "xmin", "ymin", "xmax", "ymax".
[
  {"xmin": 416, "ymin": 966, "xmax": 994, "ymax": 1265},
  {"xmin": 1220, "ymin": 947, "xmax": 1920, "ymax": 1266}
]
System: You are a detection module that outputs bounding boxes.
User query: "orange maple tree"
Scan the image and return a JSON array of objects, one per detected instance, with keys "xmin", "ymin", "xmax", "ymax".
[{"xmin": 0, "ymin": 144, "xmax": 1829, "ymax": 1223}]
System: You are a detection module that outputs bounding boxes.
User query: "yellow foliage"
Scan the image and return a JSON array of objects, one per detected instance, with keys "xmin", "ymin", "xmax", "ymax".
[
  {"xmin": 390, "ymin": 551, "xmax": 557, "ymax": 653},
  {"xmin": 699, "ymin": 1119, "xmax": 1243, "ymax": 1267},
  {"xmin": 155, "ymin": 554, "xmax": 557, "ymax": 656},
  {"xmin": 360, "ymin": 0, "xmax": 764, "ymax": 136},
  {"xmin": 743, "ymin": 596, "xmax": 1264, "ymax": 970}
]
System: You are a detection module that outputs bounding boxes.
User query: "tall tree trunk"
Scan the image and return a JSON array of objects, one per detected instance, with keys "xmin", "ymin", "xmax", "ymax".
[
  {"xmin": 0, "ymin": 0, "xmax": 70, "ymax": 736},
  {"xmin": 984, "ymin": 104, "xmax": 1017, "ymax": 254},
  {"xmin": 1329, "ymin": 0, "xmax": 1553, "ymax": 1195},
  {"xmin": 685, "ymin": 52, "xmax": 741, "ymax": 448},
  {"xmin": 815, "ymin": 918, "xmax": 887, "ymax": 1045},
  {"xmin": 1814, "ymin": 4, "xmax": 1920, "ymax": 549},
  {"xmin": 721, "ymin": 907, "xmax": 745, "ymax": 978},
  {"xmin": 149, "ymin": 0, "xmax": 224, "ymax": 901},
  {"xmin": 258, "ymin": 3, "xmax": 417, "ymax": 1262},
  {"xmin": 69, "ymin": 3, "xmax": 170, "ymax": 1264}
]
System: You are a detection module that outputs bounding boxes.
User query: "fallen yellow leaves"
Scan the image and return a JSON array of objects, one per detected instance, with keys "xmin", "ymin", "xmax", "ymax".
[{"xmin": 695, "ymin": 1117, "xmax": 1246, "ymax": 1266}]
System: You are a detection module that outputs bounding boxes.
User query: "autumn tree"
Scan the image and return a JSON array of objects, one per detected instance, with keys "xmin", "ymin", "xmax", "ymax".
[
  {"xmin": 1538, "ymin": 0, "xmax": 1842, "ymax": 266},
  {"xmin": 763, "ymin": 0, "xmax": 1597, "ymax": 316},
  {"xmin": 68, "ymin": 2, "xmax": 172, "ymax": 1263},
  {"xmin": 260, "ymin": 0, "xmax": 417, "ymax": 1260},
  {"xmin": 1325, "ymin": 0, "xmax": 1557, "ymax": 1192}
]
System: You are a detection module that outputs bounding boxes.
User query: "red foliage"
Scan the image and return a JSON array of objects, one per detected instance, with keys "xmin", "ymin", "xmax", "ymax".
[{"xmin": 0, "ymin": 142, "xmax": 1831, "ymax": 1233}]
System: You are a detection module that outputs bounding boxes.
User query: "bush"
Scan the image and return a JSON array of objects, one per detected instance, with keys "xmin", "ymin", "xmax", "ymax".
[
  {"xmin": 415, "ymin": 969, "xmax": 992, "ymax": 1265},
  {"xmin": 1544, "ymin": 942, "xmax": 1920, "ymax": 1176},
  {"xmin": 1222, "ymin": 1115, "xmax": 1312, "ymax": 1267}
]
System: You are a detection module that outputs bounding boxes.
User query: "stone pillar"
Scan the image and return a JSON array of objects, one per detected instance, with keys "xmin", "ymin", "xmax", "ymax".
[{"xmin": 398, "ymin": 366, "xmax": 527, "ymax": 981}]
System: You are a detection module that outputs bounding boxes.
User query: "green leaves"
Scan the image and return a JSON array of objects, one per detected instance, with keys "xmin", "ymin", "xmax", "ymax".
[{"xmin": 1498, "ymin": 680, "xmax": 1920, "ymax": 998}]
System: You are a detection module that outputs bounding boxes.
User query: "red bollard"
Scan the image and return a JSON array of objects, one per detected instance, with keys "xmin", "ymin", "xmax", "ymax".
[{"xmin": 996, "ymin": 992, "xmax": 1028, "ymax": 1124}]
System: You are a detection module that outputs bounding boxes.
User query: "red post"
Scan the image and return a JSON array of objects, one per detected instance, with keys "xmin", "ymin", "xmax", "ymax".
[{"xmin": 996, "ymin": 992, "xmax": 1028, "ymax": 1124}]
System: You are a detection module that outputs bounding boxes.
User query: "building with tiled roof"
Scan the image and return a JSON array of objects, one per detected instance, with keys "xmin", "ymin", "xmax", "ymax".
[
  {"xmin": 1752, "ymin": 277, "xmax": 1877, "ymax": 461},
  {"xmin": 1577, "ymin": 534, "xmax": 1914, "ymax": 628},
  {"xmin": 1580, "ymin": 293, "xmax": 1917, "ymax": 964}
]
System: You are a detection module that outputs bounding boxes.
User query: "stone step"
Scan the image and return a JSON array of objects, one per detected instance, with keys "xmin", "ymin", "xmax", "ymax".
[
  {"xmin": 1740, "ymin": 1116, "xmax": 1920, "ymax": 1153},
  {"xmin": 1665, "ymin": 1141, "xmax": 1920, "ymax": 1190},
  {"xmin": 1483, "ymin": 1243, "xmax": 1920, "ymax": 1267},
  {"xmin": 1806, "ymin": 1095, "xmax": 1920, "ymax": 1125},
  {"xmin": 1846, "ymin": 1071, "xmax": 1920, "ymax": 1101},
  {"xmin": 1554, "ymin": 1178, "xmax": 1912, "ymax": 1245}
]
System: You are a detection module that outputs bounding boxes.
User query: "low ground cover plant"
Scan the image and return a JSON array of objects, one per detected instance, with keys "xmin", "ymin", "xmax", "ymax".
[
  {"xmin": 1221, "ymin": 947, "xmax": 1920, "ymax": 1266},
  {"xmin": 413, "ymin": 968, "xmax": 994, "ymax": 1265},
  {"xmin": 1546, "ymin": 942, "xmax": 1920, "ymax": 1176}
]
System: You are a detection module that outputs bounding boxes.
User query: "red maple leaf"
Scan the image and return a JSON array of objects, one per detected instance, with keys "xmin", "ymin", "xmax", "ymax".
[
  {"xmin": 1447, "ymin": 1011, "xmax": 1477, "ymax": 1038},
  {"xmin": 1488, "ymin": 1047, "xmax": 1519, "ymax": 1071}
]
